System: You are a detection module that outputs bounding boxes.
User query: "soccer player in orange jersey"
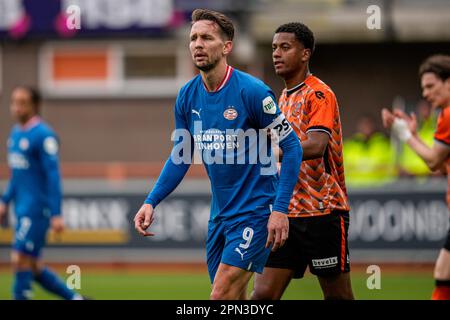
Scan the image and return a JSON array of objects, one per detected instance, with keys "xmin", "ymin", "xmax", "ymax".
[
  {"xmin": 251, "ymin": 23, "xmax": 354, "ymax": 300},
  {"xmin": 382, "ymin": 55, "xmax": 450, "ymax": 300}
]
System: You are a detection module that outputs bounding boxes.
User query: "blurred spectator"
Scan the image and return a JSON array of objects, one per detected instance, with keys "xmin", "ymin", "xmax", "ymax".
[
  {"xmin": 344, "ymin": 114, "xmax": 397, "ymax": 187},
  {"xmin": 399, "ymin": 100, "xmax": 438, "ymax": 177}
]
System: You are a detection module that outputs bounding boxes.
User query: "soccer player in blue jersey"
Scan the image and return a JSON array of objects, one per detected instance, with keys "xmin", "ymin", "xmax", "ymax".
[
  {"xmin": 134, "ymin": 9, "xmax": 303, "ymax": 300},
  {"xmin": 0, "ymin": 86, "xmax": 83, "ymax": 300}
]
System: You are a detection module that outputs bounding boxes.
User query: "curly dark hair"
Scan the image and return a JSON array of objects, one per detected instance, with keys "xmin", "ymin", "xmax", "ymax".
[{"xmin": 275, "ymin": 22, "xmax": 315, "ymax": 54}]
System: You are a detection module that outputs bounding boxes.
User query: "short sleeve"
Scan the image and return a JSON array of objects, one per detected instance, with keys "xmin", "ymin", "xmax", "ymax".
[
  {"xmin": 434, "ymin": 107, "xmax": 450, "ymax": 147},
  {"xmin": 305, "ymin": 88, "xmax": 337, "ymax": 137}
]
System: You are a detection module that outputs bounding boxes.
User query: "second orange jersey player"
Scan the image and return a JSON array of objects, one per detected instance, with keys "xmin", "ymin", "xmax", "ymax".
[
  {"xmin": 252, "ymin": 22, "xmax": 354, "ymax": 300},
  {"xmin": 382, "ymin": 54, "xmax": 450, "ymax": 300}
]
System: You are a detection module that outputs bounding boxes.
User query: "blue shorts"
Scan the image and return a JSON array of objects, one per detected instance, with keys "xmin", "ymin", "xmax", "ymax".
[
  {"xmin": 13, "ymin": 216, "xmax": 50, "ymax": 258},
  {"xmin": 206, "ymin": 212, "xmax": 271, "ymax": 283}
]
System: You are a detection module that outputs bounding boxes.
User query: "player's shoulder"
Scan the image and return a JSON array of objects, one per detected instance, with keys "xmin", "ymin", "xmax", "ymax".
[
  {"xmin": 437, "ymin": 105, "xmax": 450, "ymax": 130},
  {"xmin": 440, "ymin": 105, "xmax": 450, "ymax": 120},
  {"xmin": 180, "ymin": 74, "xmax": 201, "ymax": 92},
  {"xmin": 305, "ymin": 75, "xmax": 336, "ymax": 101},
  {"xmin": 233, "ymin": 69, "xmax": 271, "ymax": 93},
  {"xmin": 34, "ymin": 121, "xmax": 57, "ymax": 139},
  {"xmin": 10, "ymin": 124, "xmax": 20, "ymax": 136},
  {"xmin": 176, "ymin": 75, "xmax": 202, "ymax": 110}
]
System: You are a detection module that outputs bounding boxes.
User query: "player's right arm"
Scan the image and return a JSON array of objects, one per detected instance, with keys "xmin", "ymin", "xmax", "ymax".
[
  {"xmin": 0, "ymin": 139, "xmax": 15, "ymax": 222},
  {"xmin": 134, "ymin": 93, "xmax": 193, "ymax": 236},
  {"xmin": 382, "ymin": 108, "xmax": 450, "ymax": 171},
  {"xmin": 277, "ymin": 88, "xmax": 336, "ymax": 161},
  {"xmin": 0, "ymin": 179, "xmax": 15, "ymax": 208}
]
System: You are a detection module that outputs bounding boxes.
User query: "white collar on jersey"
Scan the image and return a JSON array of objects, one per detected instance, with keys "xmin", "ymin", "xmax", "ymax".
[
  {"xmin": 20, "ymin": 115, "xmax": 41, "ymax": 131},
  {"xmin": 202, "ymin": 65, "xmax": 233, "ymax": 93}
]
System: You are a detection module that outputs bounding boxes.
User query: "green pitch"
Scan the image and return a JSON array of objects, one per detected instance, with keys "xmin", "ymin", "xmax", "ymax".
[{"xmin": 0, "ymin": 269, "xmax": 433, "ymax": 300}]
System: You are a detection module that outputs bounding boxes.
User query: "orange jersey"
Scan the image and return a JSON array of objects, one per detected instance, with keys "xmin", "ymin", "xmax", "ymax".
[
  {"xmin": 279, "ymin": 74, "xmax": 350, "ymax": 217},
  {"xmin": 434, "ymin": 105, "xmax": 450, "ymax": 210}
]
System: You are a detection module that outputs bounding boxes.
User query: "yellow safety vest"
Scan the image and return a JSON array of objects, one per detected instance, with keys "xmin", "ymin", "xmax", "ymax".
[
  {"xmin": 344, "ymin": 133, "xmax": 397, "ymax": 187},
  {"xmin": 400, "ymin": 116, "xmax": 436, "ymax": 176}
]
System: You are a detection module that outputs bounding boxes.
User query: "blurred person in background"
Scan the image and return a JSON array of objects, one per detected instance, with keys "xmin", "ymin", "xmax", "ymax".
[
  {"xmin": 382, "ymin": 54, "xmax": 450, "ymax": 300},
  {"xmin": 0, "ymin": 86, "xmax": 83, "ymax": 300},
  {"xmin": 251, "ymin": 22, "xmax": 353, "ymax": 300},
  {"xmin": 399, "ymin": 99, "xmax": 438, "ymax": 178},
  {"xmin": 343, "ymin": 114, "xmax": 397, "ymax": 187},
  {"xmin": 134, "ymin": 9, "xmax": 302, "ymax": 300}
]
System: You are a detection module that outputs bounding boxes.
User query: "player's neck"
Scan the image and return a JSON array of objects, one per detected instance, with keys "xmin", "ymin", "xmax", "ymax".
[
  {"xmin": 19, "ymin": 114, "xmax": 39, "ymax": 128},
  {"xmin": 201, "ymin": 61, "xmax": 229, "ymax": 92},
  {"xmin": 284, "ymin": 67, "xmax": 310, "ymax": 91}
]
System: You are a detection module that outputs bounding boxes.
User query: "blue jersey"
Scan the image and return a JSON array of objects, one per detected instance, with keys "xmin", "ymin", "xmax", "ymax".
[
  {"xmin": 146, "ymin": 66, "xmax": 301, "ymax": 221},
  {"xmin": 2, "ymin": 117, "xmax": 62, "ymax": 219}
]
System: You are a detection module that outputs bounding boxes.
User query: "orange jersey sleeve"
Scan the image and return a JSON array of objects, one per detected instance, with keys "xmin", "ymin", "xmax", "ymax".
[
  {"xmin": 434, "ymin": 106, "xmax": 450, "ymax": 146},
  {"xmin": 305, "ymin": 88, "xmax": 337, "ymax": 136}
]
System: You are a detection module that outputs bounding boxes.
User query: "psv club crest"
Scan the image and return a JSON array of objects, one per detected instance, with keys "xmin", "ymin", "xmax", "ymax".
[{"xmin": 223, "ymin": 107, "xmax": 238, "ymax": 120}]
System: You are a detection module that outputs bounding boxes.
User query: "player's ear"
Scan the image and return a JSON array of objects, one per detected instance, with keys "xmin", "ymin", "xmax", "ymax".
[
  {"xmin": 223, "ymin": 40, "xmax": 233, "ymax": 56},
  {"xmin": 302, "ymin": 48, "xmax": 311, "ymax": 62},
  {"xmin": 444, "ymin": 77, "xmax": 450, "ymax": 90}
]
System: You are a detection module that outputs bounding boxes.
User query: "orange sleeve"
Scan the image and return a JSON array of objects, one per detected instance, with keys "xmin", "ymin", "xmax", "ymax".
[
  {"xmin": 305, "ymin": 87, "xmax": 336, "ymax": 136},
  {"xmin": 434, "ymin": 107, "xmax": 450, "ymax": 146}
]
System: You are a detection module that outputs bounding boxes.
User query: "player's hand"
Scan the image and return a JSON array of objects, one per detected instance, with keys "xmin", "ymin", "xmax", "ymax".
[
  {"xmin": 0, "ymin": 201, "xmax": 7, "ymax": 224},
  {"xmin": 50, "ymin": 216, "xmax": 65, "ymax": 234},
  {"xmin": 381, "ymin": 108, "xmax": 395, "ymax": 129},
  {"xmin": 134, "ymin": 204, "xmax": 155, "ymax": 237},
  {"xmin": 393, "ymin": 108, "xmax": 418, "ymax": 135},
  {"xmin": 266, "ymin": 211, "xmax": 289, "ymax": 252}
]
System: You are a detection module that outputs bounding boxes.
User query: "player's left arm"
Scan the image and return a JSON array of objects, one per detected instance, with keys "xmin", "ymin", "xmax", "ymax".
[
  {"xmin": 246, "ymin": 88, "xmax": 302, "ymax": 251},
  {"xmin": 0, "ymin": 178, "xmax": 15, "ymax": 223},
  {"xmin": 251, "ymin": 92, "xmax": 302, "ymax": 213},
  {"xmin": 39, "ymin": 133, "xmax": 64, "ymax": 232}
]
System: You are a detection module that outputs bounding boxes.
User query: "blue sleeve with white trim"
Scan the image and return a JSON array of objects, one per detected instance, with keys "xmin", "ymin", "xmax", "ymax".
[{"xmin": 144, "ymin": 93, "xmax": 193, "ymax": 208}]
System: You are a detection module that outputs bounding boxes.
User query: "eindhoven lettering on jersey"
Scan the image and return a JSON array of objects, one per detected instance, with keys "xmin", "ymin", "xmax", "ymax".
[
  {"xmin": 169, "ymin": 66, "xmax": 294, "ymax": 221},
  {"xmin": 2, "ymin": 117, "xmax": 62, "ymax": 218}
]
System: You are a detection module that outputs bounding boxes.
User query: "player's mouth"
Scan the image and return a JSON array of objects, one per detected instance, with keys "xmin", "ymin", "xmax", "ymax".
[
  {"xmin": 194, "ymin": 53, "xmax": 208, "ymax": 60},
  {"xmin": 273, "ymin": 61, "xmax": 284, "ymax": 67},
  {"xmin": 273, "ymin": 61, "xmax": 284, "ymax": 70}
]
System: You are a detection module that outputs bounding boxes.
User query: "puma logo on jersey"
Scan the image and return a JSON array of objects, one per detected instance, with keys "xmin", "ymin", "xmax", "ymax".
[
  {"xmin": 192, "ymin": 108, "xmax": 202, "ymax": 119},
  {"xmin": 234, "ymin": 247, "xmax": 246, "ymax": 260}
]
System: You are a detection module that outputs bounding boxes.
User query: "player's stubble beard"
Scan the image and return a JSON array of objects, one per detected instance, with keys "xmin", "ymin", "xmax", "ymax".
[{"xmin": 194, "ymin": 53, "xmax": 222, "ymax": 72}]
